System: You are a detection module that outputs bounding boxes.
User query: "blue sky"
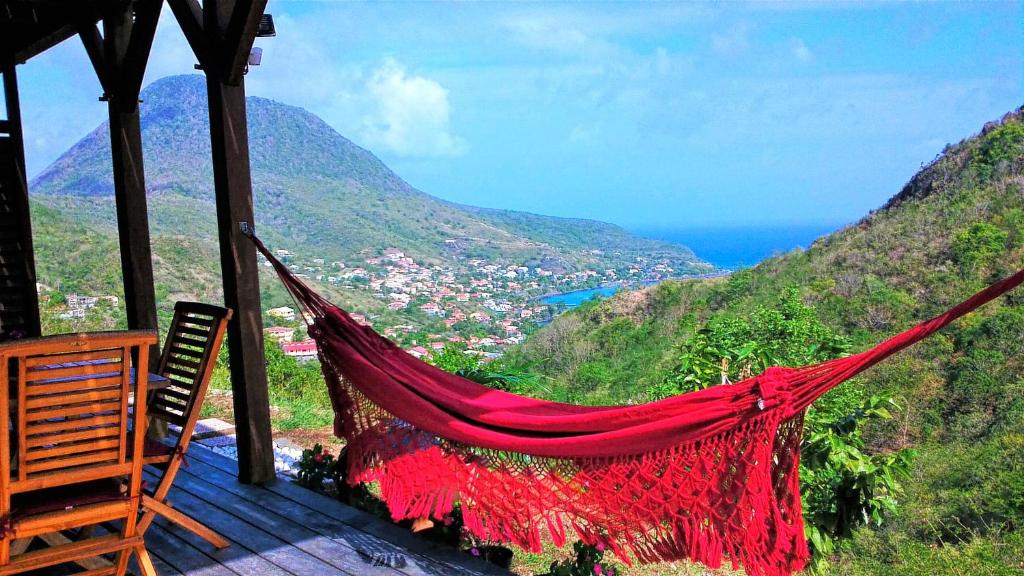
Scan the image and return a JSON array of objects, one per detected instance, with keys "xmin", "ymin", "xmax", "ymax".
[{"xmin": 15, "ymin": 1, "xmax": 1022, "ymax": 230}]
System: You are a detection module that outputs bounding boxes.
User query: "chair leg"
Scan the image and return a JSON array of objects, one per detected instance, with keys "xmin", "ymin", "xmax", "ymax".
[
  {"xmin": 0, "ymin": 536, "xmax": 10, "ymax": 564},
  {"xmin": 134, "ymin": 544, "xmax": 159, "ymax": 576},
  {"xmin": 143, "ymin": 496, "xmax": 230, "ymax": 549}
]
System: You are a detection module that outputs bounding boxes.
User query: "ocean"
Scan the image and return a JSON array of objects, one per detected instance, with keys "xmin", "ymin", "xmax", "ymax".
[
  {"xmin": 540, "ymin": 223, "xmax": 842, "ymax": 310},
  {"xmin": 632, "ymin": 223, "xmax": 842, "ymax": 270}
]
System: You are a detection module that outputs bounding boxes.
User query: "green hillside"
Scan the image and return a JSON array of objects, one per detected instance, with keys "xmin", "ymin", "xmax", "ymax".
[
  {"xmin": 506, "ymin": 109, "xmax": 1024, "ymax": 573},
  {"xmin": 30, "ymin": 74, "xmax": 710, "ymax": 274}
]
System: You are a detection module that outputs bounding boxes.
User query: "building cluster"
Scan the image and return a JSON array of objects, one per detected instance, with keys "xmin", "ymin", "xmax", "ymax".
[
  {"xmin": 56, "ymin": 293, "xmax": 120, "ymax": 320},
  {"xmin": 259, "ymin": 242, "xmax": 696, "ymax": 362}
]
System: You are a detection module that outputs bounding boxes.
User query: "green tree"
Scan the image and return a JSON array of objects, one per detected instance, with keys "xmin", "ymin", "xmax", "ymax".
[{"xmin": 952, "ymin": 223, "xmax": 1008, "ymax": 272}]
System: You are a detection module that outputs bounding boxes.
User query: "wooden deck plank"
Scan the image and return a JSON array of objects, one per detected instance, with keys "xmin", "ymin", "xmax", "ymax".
[
  {"xmin": 154, "ymin": 467, "xmax": 407, "ymax": 576},
  {"xmin": 147, "ymin": 514, "xmax": 292, "ymax": 576},
  {"xmin": 184, "ymin": 446, "xmax": 509, "ymax": 576},
  {"xmin": 141, "ymin": 470, "xmax": 353, "ymax": 576},
  {"xmin": 172, "ymin": 457, "xmax": 467, "ymax": 576},
  {"xmin": 142, "ymin": 524, "xmax": 234, "ymax": 576}
]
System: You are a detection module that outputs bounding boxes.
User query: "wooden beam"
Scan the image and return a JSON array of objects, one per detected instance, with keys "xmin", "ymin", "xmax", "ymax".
[
  {"xmin": 102, "ymin": 3, "xmax": 159, "ymax": 368},
  {"xmin": 0, "ymin": 60, "xmax": 41, "ymax": 338},
  {"xmin": 222, "ymin": 0, "xmax": 266, "ymax": 86},
  {"xmin": 78, "ymin": 23, "xmax": 108, "ymax": 95},
  {"xmin": 121, "ymin": 0, "xmax": 162, "ymax": 104},
  {"xmin": 166, "ymin": 0, "xmax": 208, "ymax": 69}
]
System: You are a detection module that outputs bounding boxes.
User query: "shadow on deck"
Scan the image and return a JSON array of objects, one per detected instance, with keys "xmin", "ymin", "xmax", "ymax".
[{"xmin": 136, "ymin": 444, "xmax": 511, "ymax": 576}]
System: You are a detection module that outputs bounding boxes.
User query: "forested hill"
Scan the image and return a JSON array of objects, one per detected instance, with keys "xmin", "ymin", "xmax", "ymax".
[
  {"xmin": 507, "ymin": 108, "xmax": 1024, "ymax": 572},
  {"xmin": 29, "ymin": 74, "xmax": 708, "ymax": 274}
]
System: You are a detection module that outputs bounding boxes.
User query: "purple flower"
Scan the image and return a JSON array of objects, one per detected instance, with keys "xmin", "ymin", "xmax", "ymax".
[
  {"xmin": 470, "ymin": 547, "xmax": 480, "ymax": 557},
  {"xmin": 593, "ymin": 566, "xmax": 603, "ymax": 575},
  {"xmin": 596, "ymin": 543, "xmax": 605, "ymax": 552}
]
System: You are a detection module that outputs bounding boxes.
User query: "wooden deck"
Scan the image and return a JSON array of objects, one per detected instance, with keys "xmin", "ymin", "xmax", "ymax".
[{"xmin": 132, "ymin": 444, "xmax": 510, "ymax": 576}]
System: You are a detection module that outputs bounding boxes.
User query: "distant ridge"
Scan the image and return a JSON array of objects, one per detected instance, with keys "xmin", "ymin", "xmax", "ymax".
[{"xmin": 31, "ymin": 74, "xmax": 712, "ymax": 275}]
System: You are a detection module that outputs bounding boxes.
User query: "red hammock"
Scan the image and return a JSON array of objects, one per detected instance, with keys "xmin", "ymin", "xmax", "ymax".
[{"xmin": 250, "ymin": 233, "xmax": 1023, "ymax": 576}]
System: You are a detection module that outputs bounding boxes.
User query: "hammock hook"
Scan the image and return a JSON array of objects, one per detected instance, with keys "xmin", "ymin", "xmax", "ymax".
[{"xmin": 239, "ymin": 221, "xmax": 254, "ymax": 238}]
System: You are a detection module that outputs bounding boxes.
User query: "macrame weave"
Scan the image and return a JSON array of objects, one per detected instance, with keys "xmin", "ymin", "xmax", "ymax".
[{"xmin": 250, "ymin": 233, "xmax": 1024, "ymax": 576}]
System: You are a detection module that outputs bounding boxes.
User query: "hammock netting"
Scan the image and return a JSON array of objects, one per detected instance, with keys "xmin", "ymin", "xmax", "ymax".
[{"xmin": 249, "ymin": 233, "xmax": 1024, "ymax": 576}]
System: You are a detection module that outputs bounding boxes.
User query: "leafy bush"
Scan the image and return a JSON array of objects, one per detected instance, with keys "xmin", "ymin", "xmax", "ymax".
[
  {"xmin": 295, "ymin": 443, "xmax": 339, "ymax": 491},
  {"xmin": 975, "ymin": 121, "xmax": 1024, "ymax": 180},
  {"xmin": 802, "ymin": 395, "xmax": 915, "ymax": 571},
  {"xmin": 540, "ymin": 541, "xmax": 621, "ymax": 576},
  {"xmin": 665, "ymin": 287, "xmax": 850, "ymax": 393},
  {"xmin": 663, "ymin": 290, "xmax": 914, "ymax": 571},
  {"xmin": 952, "ymin": 223, "xmax": 1008, "ymax": 273}
]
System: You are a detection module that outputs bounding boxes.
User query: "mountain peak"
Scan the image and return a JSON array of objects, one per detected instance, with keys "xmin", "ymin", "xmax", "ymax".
[
  {"xmin": 29, "ymin": 74, "xmax": 709, "ymax": 274},
  {"xmin": 32, "ymin": 74, "xmax": 407, "ymax": 198}
]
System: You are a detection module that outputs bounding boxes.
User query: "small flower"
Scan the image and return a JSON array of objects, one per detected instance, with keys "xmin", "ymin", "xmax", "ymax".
[
  {"xmin": 470, "ymin": 547, "xmax": 480, "ymax": 557},
  {"xmin": 314, "ymin": 454, "xmax": 324, "ymax": 463},
  {"xmin": 596, "ymin": 543, "xmax": 605, "ymax": 552},
  {"xmin": 443, "ymin": 516, "xmax": 454, "ymax": 527},
  {"xmin": 607, "ymin": 568, "xmax": 615, "ymax": 576},
  {"xmin": 593, "ymin": 566, "xmax": 603, "ymax": 575}
]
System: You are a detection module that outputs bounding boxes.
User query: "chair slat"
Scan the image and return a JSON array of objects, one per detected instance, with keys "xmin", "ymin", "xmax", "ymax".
[
  {"xmin": 24, "ymin": 348, "xmax": 122, "ymax": 368},
  {"xmin": 167, "ymin": 345, "xmax": 205, "ymax": 361},
  {"xmin": 155, "ymin": 387, "xmax": 192, "ymax": 404},
  {"xmin": 26, "ymin": 400, "xmax": 121, "ymax": 421},
  {"xmin": 25, "ymin": 362, "xmax": 124, "ymax": 382},
  {"xmin": 179, "ymin": 316, "xmax": 215, "ymax": 328},
  {"xmin": 166, "ymin": 354, "xmax": 201, "ymax": 370},
  {"xmin": 25, "ymin": 387, "xmax": 122, "ymax": 410},
  {"xmin": 26, "ymin": 375, "xmax": 123, "ymax": 396},
  {"xmin": 24, "ymin": 448, "xmax": 121, "ymax": 473},
  {"xmin": 26, "ymin": 438, "xmax": 122, "ymax": 461},
  {"xmin": 25, "ymin": 426, "xmax": 121, "ymax": 448},
  {"xmin": 26, "ymin": 414, "xmax": 121, "ymax": 436},
  {"xmin": 173, "ymin": 325, "xmax": 212, "ymax": 339}
]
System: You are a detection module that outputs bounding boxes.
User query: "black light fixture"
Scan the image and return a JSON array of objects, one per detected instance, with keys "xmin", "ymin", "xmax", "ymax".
[{"xmin": 257, "ymin": 14, "xmax": 276, "ymax": 37}]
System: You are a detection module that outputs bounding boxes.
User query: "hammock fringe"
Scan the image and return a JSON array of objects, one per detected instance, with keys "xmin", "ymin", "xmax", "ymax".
[{"xmin": 248, "ymin": 232, "xmax": 1023, "ymax": 576}]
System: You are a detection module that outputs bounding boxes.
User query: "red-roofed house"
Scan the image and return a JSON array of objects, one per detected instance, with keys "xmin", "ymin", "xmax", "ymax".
[
  {"xmin": 264, "ymin": 326, "xmax": 295, "ymax": 342},
  {"xmin": 281, "ymin": 339, "xmax": 318, "ymax": 362}
]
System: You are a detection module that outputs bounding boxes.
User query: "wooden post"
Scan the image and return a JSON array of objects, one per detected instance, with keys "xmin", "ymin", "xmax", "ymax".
[
  {"xmin": 0, "ymin": 58, "xmax": 42, "ymax": 339},
  {"xmin": 204, "ymin": 0, "xmax": 275, "ymax": 485},
  {"xmin": 101, "ymin": 4, "xmax": 159, "ymax": 367},
  {"xmin": 167, "ymin": 0, "xmax": 273, "ymax": 484},
  {"xmin": 206, "ymin": 75, "xmax": 275, "ymax": 484}
]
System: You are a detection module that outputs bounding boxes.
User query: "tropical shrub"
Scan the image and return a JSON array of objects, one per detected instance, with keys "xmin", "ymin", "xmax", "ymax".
[
  {"xmin": 295, "ymin": 443, "xmax": 338, "ymax": 491},
  {"xmin": 540, "ymin": 541, "xmax": 621, "ymax": 576},
  {"xmin": 664, "ymin": 290, "xmax": 915, "ymax": 571}
]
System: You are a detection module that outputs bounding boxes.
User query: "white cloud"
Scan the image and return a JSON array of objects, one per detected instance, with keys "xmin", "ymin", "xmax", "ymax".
[
  {"xmin": 791, "ymin": 38, "xmax": 814, "ymax": 63},
  {"xmin": 359, "ymin": 59, "xmax": 467, "ymax": 158}
]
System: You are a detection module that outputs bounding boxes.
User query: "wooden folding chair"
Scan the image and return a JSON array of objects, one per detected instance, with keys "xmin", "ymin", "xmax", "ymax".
[
  {"xmin": 0, "ymin": 330, "xmax": 157, "ymax": 576},
  {"xmin": 136, "ymin": 302, "xmax": 232, "ymax": 550}
]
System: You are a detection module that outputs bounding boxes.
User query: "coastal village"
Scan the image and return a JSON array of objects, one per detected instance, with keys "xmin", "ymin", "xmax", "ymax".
[
  {"xmin": 257, "ymin": 244, "xmax": 704, "ymax": 363},
  {"xmin": 40, "ymin": 243, "xmax": 711, "ymax": 365}
]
